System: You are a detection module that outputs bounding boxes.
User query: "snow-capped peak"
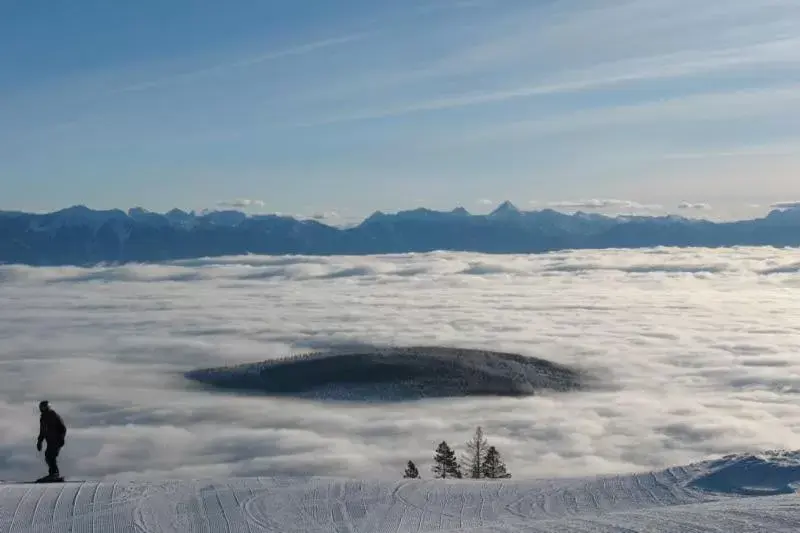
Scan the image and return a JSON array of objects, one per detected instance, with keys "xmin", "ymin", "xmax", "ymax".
[{"xmin": 489, "ymin": 200, "xmax": 521, "ymax": 217}]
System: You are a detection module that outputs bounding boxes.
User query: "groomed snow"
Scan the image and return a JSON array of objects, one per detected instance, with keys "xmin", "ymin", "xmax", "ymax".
[{"xmin": 3, "ymin": 453, "xmax": 800, "ymax": 532}]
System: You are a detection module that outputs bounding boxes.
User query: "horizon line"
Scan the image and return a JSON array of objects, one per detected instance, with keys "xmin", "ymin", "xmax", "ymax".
[{"xmin": 0, "ymin": 201, "xmax": 795, "ymax": 227}]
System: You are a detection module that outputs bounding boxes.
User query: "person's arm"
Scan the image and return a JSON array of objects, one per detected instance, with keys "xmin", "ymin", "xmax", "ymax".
[{"xmin": 36, "ymin": 416, "xmax": 45, "ymax": 450}]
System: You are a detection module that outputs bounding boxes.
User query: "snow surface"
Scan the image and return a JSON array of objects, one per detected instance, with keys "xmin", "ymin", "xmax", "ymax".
[{"xmin": 3, "ymin": 453, "xmax": 800, "ymax": 532}]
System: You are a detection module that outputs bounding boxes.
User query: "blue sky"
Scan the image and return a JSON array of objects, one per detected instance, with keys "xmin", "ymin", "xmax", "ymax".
[{"xmin": 2, "ymin": 0, "xmax": 799, "ymax": 222}]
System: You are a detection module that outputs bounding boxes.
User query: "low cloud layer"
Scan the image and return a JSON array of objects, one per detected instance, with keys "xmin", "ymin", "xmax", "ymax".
[
  {"xmin": 2, "ymin": 247, "xmax": 800, "ymax": 482},
  {"xmin": 307, "ymin": 211, "xmax": 340, "ymax": 221},
  {"xmin": 546, "ymin": 199, "xmax": 662, "ymax": 210},
  {"xmin": 218, "ymin": 198, "xmax": 265, "ymax": 209},
  {"xmin": 771, "ymin": 201, "xmax": 800, "ymax": 210},
  {"xmin": 678, "ymin": 202, "xmax": 712, "ymax": 210}
]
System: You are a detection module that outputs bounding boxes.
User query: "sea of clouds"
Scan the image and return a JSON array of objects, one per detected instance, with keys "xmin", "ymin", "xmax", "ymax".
[{"xmin": 2, "ymin": 246, "xmax": 800, "ymax": 482}]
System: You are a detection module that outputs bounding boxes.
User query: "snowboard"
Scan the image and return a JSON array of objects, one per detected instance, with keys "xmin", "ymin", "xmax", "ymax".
[{"xmin": 35, "ymin": 475, "xmax": 64, "ymax": 483}]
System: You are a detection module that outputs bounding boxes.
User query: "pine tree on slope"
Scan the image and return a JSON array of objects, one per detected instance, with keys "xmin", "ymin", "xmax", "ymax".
[
  {"xmin": 432, "ymin": 441, "xmax": 462, "ymax": 479},
  {"xmin": 482, "ymin": 446, "xmax": 511, "ymax": 479},
  {"xmin": 404, "ymin": 460, "xmax": 420, "ymax": 479},
  {"xmin": 461, "ymin": 426, "xmax": 489, "ymax": 479}
]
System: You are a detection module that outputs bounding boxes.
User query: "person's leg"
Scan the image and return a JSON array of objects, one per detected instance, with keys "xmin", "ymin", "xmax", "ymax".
[{"xmin": 44, "ymin": 443, "xmax": 61, "ymax": 477}]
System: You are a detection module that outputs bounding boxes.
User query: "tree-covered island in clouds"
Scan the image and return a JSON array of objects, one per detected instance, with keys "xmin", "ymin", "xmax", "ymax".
[{"xmin": 185, "ymin": 345, "xmax": 586, "ymax": 401}]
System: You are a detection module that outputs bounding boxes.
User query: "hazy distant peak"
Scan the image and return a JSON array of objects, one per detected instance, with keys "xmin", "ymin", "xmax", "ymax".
[{"xmin": 490, "ymin": 201, "xmax": 521, "ymax": 217}]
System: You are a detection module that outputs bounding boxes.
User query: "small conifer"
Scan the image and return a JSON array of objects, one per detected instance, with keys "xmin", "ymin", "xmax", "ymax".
[
  {"xmin": 432, "ymin": 441, "xmax": 462, "ymax": 479},
  {"xmin": 403, "ymin": 460, "xmax": 420, "ymax": 479},
  {"xmin": 482, "ymin": 446, "xmax": 511, "ymax": 479}
]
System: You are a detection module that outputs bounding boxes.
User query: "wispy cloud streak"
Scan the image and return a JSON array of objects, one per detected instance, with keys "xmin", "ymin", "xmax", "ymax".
[
  {"xmin": 114, "ymin": 33, "xmax": 370, "ymax": 94},
  {"xmin": 298, "ymin": 37, "xmax": 800, "ymax": 126}
]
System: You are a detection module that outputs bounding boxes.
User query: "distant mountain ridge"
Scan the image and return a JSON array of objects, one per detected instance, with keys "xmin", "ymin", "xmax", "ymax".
[{"xmin": 1, "ymin": 202, "xmax": 799, "ymax": 266}]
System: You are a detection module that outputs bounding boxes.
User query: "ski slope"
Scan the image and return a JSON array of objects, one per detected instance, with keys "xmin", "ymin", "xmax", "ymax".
[{"xmin": 2, "ymin": 453, "xmax": 800, "ymax": 532}]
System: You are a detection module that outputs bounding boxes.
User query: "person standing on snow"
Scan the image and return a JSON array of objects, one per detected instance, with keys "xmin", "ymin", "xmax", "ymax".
[{"xmin": 36, "ymin": 401, "xmax": 67, "ymax": 480}]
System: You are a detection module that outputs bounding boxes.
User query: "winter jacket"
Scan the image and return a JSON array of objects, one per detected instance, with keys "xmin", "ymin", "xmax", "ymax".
[{"xmin": 38, "ymin": 410, "xmax": 67, "ymax": 445}]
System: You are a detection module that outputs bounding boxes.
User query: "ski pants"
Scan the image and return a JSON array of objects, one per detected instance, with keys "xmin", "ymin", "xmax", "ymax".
[{"xmin": 44, "ymin": 441, "xmax": 63, "ymax": 477}]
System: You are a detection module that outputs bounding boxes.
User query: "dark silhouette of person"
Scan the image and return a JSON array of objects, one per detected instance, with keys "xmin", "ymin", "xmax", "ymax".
[{"xmin": 36, "ymin": 401, "xmax": 67, "ymax": 479}]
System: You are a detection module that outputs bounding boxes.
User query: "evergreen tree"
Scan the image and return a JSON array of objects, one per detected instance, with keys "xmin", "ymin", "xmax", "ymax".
[
  {"xmin": 482, "ymin": 446, "xmax": 511, "ymax": 479},
  {"xmin": 432, "ymin": 441, "xmax": 462, "ymax": 479},
  {"xmin": 403, "ymin": 460, "xmax": 420, "ymax": 479},
  {"xmin": 461, "ymin": 426, "xmax": 489, "ymax": 479}
]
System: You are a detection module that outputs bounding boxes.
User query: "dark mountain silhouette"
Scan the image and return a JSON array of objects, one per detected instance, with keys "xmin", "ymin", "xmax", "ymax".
[{"xmin": 0, "ymin": 203, "xmax": 798, "ymax": 266}]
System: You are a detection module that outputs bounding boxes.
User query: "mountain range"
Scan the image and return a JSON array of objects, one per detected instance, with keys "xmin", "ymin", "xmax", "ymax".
[{"xmin": 1, "ymin": 202, "xmax": 799, "ymax": 266}]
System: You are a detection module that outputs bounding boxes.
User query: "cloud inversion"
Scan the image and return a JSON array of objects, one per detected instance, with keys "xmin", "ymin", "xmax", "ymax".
[{"xmin": 1, "ymin": 247, "xmax": 800, "ymax": 482}]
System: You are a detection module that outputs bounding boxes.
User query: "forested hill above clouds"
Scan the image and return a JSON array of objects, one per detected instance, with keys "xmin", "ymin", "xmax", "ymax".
[{"xmin": 2, "ymin": 202, "xmax": 800, "ymax": 266}]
